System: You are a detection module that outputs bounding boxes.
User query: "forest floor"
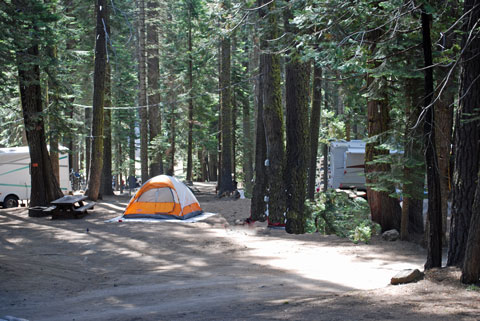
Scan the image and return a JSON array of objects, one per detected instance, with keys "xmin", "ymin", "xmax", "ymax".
[{"xmin": 1, "ymin": 182, "xmax": 479, "ymax": 321}]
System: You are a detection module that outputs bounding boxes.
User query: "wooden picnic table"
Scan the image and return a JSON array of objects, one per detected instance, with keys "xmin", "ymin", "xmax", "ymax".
[{"xmin": 48, "ymin": 195, "xmax": 96, "ymax": 219}]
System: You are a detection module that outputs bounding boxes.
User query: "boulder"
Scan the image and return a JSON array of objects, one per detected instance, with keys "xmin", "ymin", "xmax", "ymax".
[
  {"xmin": 382, "ymin": 229, "xmax": 399, "ymax": 241},
  {"xmin": 391, "ymin": 269, "xmax": 424, "ymax": 285}
]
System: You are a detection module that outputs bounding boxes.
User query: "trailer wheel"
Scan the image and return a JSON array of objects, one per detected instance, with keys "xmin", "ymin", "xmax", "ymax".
[{"xmin": 3, "ymin": 195, "xmax": 19, "ymax": 208}]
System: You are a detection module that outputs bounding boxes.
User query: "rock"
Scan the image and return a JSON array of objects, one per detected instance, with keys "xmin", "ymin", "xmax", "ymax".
[
  {"xmin": 382, "ymin": 229, "xmax": 399, "ymax": 241},
  {"xmin": 234, "ymin": 219, "xmax": 245, "ymax": 226},
  {"xmin": 391, "ymin": 269, "xmax": 424, "ymax": 285}
]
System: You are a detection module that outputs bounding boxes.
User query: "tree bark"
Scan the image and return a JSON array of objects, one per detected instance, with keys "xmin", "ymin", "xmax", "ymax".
[
  {"xmin": 87, "ymin": 0, "xmax": 107, "ymax": 201},
  {"xmin": 45, "ymin": 23, "xmax": 60, "ymax": 184},
  {"xmin": 462, "ymin": 165, "xmax": 480, "ymax": 283},
  {"xmin": 250, "ymin": 32, "xmax": 267, "ymax": 222},
  {"xmin": 15, "ymin": 10, "xmax": 64, "ymax": 207},
  {"xmin": 232, "ymin": 79, "xmax": 237, "ymax": 182},
  {"xmin": 137, "ymin": 0, "xmax": 149, "ymax": 183},
  {"xmin": 459, "ymin": 0, "xmax": 480, "ymax": 278},
  {"xmin": 166, "ymin": 77, "xmax": 176, "ymax": 177},
  {"xmin": 322, "ymin": 77, "xmax": 329, "ymax": 192},
  {"xmin": 147, "ymin": 0, "xmax": 162, "ymax": 177},
  {"xmin": 448, "ymin": 0, "xmax": 480, "ymax": 267},
  {"xmin": 217, "ymin": 44, "xmax": 223, "ymax": 190},
  {"xmin": 85, "ymin": 103, "xmax": 92, "ymax": 180},
  {"xmin": 308, "ymin": 65, "xmax": 322, "ymax": 200},
  {"xmin": 242, "ymin": 36, "xmax": 254, "ymax": 197},
  {"xmin": 128, "ymin": 114, "xmax": 136, "ymax": 177},
  {"xmin": 101, "ymin": 62, "xmax": 114, "ymax": 196},
  {"xmin": 401, "ymin": 76, "xmax": 425, "ymax": 240},
  {"xmin": 435, "ymin": 7, "xmax": 456, "ymax": 244},
  {"xmin": 218, "ymin": 0, "xmax": 234, "ymax": 195},
  {"xmin": 186, "ymin": 2, "xmax": 194, "ymax": 182},
  {"xmin": 422, "ymin": 9, "xmax": 443, "ymax": 270},
  {"xmin": 258, "ymin": 0, "xmax": 286, "ymax": 226},
  {"xmin": 364, "ymin": 28, "xmax": 401, "ymax": 232},
  {"xmin": 284, "ymin": 1, "xmax": 310, "ymax": 234},
  {"xmin": 365, "ymin": 78, "xmax": 402, "ymax": 232},
  {"xmin": 285, "ymin": 58, "xmax": 310, "ymax": 233}
]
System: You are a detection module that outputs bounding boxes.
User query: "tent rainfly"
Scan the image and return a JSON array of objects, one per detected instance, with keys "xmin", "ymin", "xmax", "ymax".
[{"xmin": 123, "ymin": 175, "xmax": 203, "ymax": 219}]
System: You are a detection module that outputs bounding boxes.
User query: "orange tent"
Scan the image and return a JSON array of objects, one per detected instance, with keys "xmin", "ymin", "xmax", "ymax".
[{"xmin": 123, "ymin": 175, "xmax": 202, "ymax": 219}]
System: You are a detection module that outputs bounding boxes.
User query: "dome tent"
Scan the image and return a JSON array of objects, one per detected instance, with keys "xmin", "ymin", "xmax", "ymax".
[{"xmin": 123, "ymin": 175, "xmax": 202, "ymax": 219}]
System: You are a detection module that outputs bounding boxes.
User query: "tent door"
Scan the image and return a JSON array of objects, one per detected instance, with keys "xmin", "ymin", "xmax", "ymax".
[{"xmin": 155, "ymin": 187, "xmax": 175, "ymax": 214}]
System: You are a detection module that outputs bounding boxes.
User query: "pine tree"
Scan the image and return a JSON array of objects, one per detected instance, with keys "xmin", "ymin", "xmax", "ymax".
[
  {"xmin": 13, "ymin": 0, "xmax": 64, "ymax": 207},
  {"xmin": 284, "ymin": 0, "xmax": 310, "ymax": 234},
  {"xmin": 137, "ymin": 0, "xmax": 149, "ymax": 183},
  {"xmin": 454, "ymin": 0, "xmax": 480, "ymax": 273},
  {"xmin": 87, "ymin": 0, "xmax": 108, "ymax": 201},
  {"xmin": 147, "ymin": 0, "xmax": 163, "ymax": 177},
  {"xmin": 308, "ymin": 65, "xmax": 322, "ymax": 200},
  {"xmin": 218, "ymin": 0, "xmax": 234, "ymax": 195},
  {"xmin": 422, "ymin": 8, "xmax": 442, "ymax": 269},
  {"xmin": 257, "ymin": 0, "xmax": 285, "ymax": 226}
]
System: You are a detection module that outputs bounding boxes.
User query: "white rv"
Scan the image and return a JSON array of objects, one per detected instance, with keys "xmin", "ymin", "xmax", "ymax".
[
  {"xmin": 0, "ymin": 146, "xmax": 71, "ymax": 208},
  {"xmin": 328, "ymin": 140, "xmax": 366, "ymax": 190}
]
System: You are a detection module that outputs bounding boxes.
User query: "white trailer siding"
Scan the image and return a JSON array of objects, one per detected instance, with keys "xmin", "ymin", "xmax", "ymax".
[
  {"xmin": 0, "ymin": 146, "xmax": 71, "ymax": 207},
  {"xmin": 328, "ymin": 140, "xmax": 366, "ymax": 189},
  {"xmin": 343, "ymin": 148, "xmax": 365, "ymax": 189}
]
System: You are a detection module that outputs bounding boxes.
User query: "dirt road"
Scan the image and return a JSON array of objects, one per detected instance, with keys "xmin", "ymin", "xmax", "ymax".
[{"xmin": 1, "ymin": 183, "xmax": 479, "ymax": 320}]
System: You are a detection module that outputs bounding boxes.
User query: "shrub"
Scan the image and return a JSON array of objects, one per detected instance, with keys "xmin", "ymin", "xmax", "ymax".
[{"xmin": 305, "ymin": 189, "xmax": 381, "ymax": 243}]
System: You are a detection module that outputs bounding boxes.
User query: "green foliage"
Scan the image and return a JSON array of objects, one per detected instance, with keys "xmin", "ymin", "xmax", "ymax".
[
  {"xmin": 466, "ymin": 285, "xmax": 480, "ymax": 292},
  {"xmin": 306, "ymin": 190, "xmax": 381, "ymax": 243}
]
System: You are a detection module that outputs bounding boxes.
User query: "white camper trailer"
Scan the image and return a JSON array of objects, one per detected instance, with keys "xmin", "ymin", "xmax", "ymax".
[
  {"xmin": 0, "ymin": 146, "xmax": 71, "ymax": 208},
  {"xmin": 328, "ymin": 140, "xmax": 366, "ymax": 190}
]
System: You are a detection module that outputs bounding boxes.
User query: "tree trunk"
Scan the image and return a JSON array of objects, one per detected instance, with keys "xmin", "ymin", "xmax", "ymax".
[
  {"xmin": 422, "ymin": 9, "xmax": 443, "ymax": 270},
  {"xmin": 345, "ymin": 113, "xmax": 351, "ymax": 141},
  {"xmin": 448, "ymin": 0, "xmax": 480, "ymax": 267},
  {"xmin": 101, "ymin": 62, "xmax": 114, "ymax": 196},
  {"xmin": 284, "ymin": 2, "xmax": 310, "ymax": 234},
  {"xmin": 218, "ymin": 0, "xmax": 234, "ymax": 195},
  {"xmin": 147, "ymin": 0, "xmax": 162, "ymax": 177},
  {"xmin": 242, "ymin": 38, "xmax": 254, "ymax": 196},
  {"xmin": 186, "ymin": 4, "xmax": 194, "ymax": 182},
  {"xmin": 45, "ymin": 32, "xmax": 60, "ymax": 184},
  {"xmin": 462, "ymin": 165, "xmax": 480, "ymax": 283},
  {"xmin": 435, "ymin": 11, "xmax": 456, "ymax": 244},
  {"xmin": 285, "ymin": 58, "xmax": 310, "ymax": 233},
  {"xmin": 365, "ymin": 76, "xmax": 401, "ymax": 232},
  {"xmin": 308, "ymin": 65, "xmax": 322, "ymax": 200},
  {"xmin": 401, "ymin": 76, "xmax": 425, "ymax": 240},
  {"xmin": 137, "ymin": 0, "xmax": 149, "ymax": 184},
  {"xmin": 197, "ymin": 148, "xmax": 206, "ymax": 182},
  {"xmin": 250, "ymin": 32, "xmax": 267, "ymax": 222},
  {"xmin": 258, "ymin": 0, "xmax": 285, "ymax": 226},
  {"xmin": 322, "ymin": 143, "xmax": 328, "ymax": 192},
  {"xmin": 167, "ymin": 86, "xmax": 176, "ymax": 176},
  {"xmin": 217, "ymin": 44, "xmax": 223, "ymax": 190},
  {"xmin": 232, "ymin": 84, "xmax": 237, "ymax": 182},
  {"xmin": 15, "ymin": 26, "xmax": 63, "ymax": 207},
  {"xmin": 322, "ymin": 77, "xmax": 329, "ymax": 192},
  {"xmin": 209, "ymin": 151, "xmax": 218, "ymax": 181},
  {"xmin": 87, "ymin": 0, "xmax": 107, "ymax": 201},
  {"xmin": 85, "ymin": 103, "xmax": 92, "ymax": 180},
  {"xmin": 128, "ymin": 114, "xmax": 136, "ymax": 177},
  {"xmin": 241, "ymin": 90, "xmax": 253, "ymax": 196}
]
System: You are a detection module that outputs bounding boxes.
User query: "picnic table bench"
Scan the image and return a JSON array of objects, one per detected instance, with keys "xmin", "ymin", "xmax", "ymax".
[{"xmin": 49, "ymin": 195, "xmax": 96, "ymax": 219}]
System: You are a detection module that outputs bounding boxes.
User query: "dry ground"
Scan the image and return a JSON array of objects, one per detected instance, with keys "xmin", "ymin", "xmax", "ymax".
[{"xmin": 0, "ymin": 182, "xmax": 479, "ymax": 321}]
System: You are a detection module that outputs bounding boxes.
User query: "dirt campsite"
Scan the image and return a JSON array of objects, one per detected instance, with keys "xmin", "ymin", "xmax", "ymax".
[{"xmin": 1, "ymin": 182, "xmax": 479, "ymax": 321}]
